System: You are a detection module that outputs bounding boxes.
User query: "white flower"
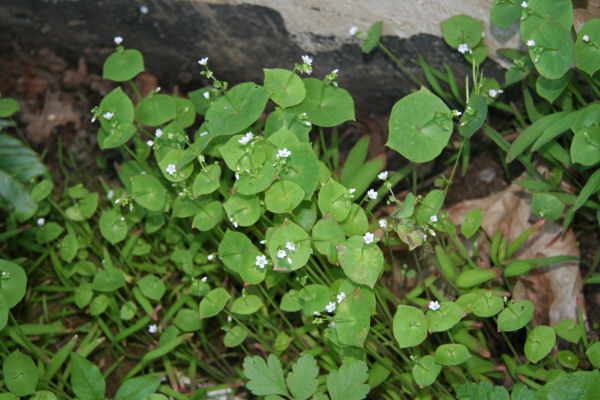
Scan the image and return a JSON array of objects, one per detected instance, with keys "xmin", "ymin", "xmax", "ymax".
[
  {"xmin": 363, "ymin": 232, "xmax": 375, "ymax": 244},
  {"xmin": 107, "ymin": 190, "xmax": 114, "ymax": 200},
  {"xmin": 336, "ymin": 292, "xmax": 346, "ymax": 304},
  {"xmin": 207, "ymin": 254, "xmax": 214, "ymax": 261},
  {"xmin": 238, "ymin": 132, "xmax": 253, "ymax": 145},
  {"xmin": 325, "ymin": 301, "xmax": 336, "ymax": 313},
  {"xmin": 199, "ymin": 131, "xmax": 208, "ymax": 136},
  {"xmin": 423, "ymin": 233, "xmax": 428, "ymax": 241},
  {"xmin": 521, "ymin": 1, "xmax": 528, "ymax": 7},
  {"xmin": 37, "ymin": 217, "xmax": 45, "ymax": 226},
  {"xmin": 457, "ymin": 43, "xmax": 469, "ymax": 54},
  {"xmin": 103, "ymin": 112, "xmax": 114, "ymax": 120},
  {"xmin": 115, "ymin": 199, "xmax": 120, "ymax": 204},
  {"xmin": 379, "ymin": 219, "xmax": 388, "ymax": 229},
  {"xmin": 259, "ymin": 240, "xmax": 266, "ymax": 245},
  {"xmin": 430, "ymin": 215, "xmax": 438, "ymax": 223},
  {"xmin": 301, "ymin": 55, "xmax": 313, "ymax": 66},
  {"xmin": 166, "ymin": 164, "xmax": 177, "ymax": 175},
  {"xmin": 332, "ymin": 68, "xmax": 339, "ymax": 74},
  {"xmin": 277, "ymin": 250, "xmax": 287, "ymax": 259},
  {"xmin": 203, "ymin": 91, "xmax": 210, "ymax": 99},
  {"xmin": 148, "ymin": 324, "xmax": 158, "ymax": 333},
  {"xmin": 255, "ymin": 255, "xmax": 268, "ymax": 269},
  {"xmin": 198, "ymin": 57, "xmax": 209, "ymax": 66},
  {"xmin": 276, "ymin": 148, "xmax": 292, "ymax": 158},
  {"xmin": 349, "ymin": 188, "xmax": 356, "ymax": 194},
  {"xmin": 114, "ymin": 36, "xmax": 123, "ymax": 45},
  {"xmin": 287, "ymin": 257, "xmax": 293, "ymax": 264},
  {"xmin": 140, "ymin": 5, "xmax": 148, "ymax": 14},
  {"xmin": 182, "ymin": 376, "xmax": 191, "ymax": 386},
  {"xmin": 201, "ymin": 276, "xmax": 208, "ymax": 282},
  {"xmin": 155, "ymin": 128, "xmax": 163, "ymax": 138},
  {"xmin": 378, "ymin": 171, "xmax": 388, "ymax": 180},
  {"xmin": 527, "ymin": 39, "xmax": 536, "ymax": 47},
  {"xmin": 146, "ymin": 140, "xmax": 154, "ymax": 147},
  {"xmin": 367, "ymin": 189, "xmax": 378, "ymax": 200},
  {"xmin": 432, "ymin": 231, "xmax": 437, "ymax": 237},
  {"xmin": 285, "ymin": 242, "xmax": 296, "ymax": 251},
  {"xmin": 488, "ymin": 89, "xmax": 498, "ymax": 98},
  {"xmin": 429, "ymin": 301, "xmax": 441, "ymax": 311},
  {"xmin": 583, "ymin": 34, "xmax": 590, "ymax": 42},
  {"xmin": 227, "ymin": 315, "xmax": 232, "ymax": 322},
  {"xmin": 349, "ymin": 26, "xmax": 359, "ymax": 36}
]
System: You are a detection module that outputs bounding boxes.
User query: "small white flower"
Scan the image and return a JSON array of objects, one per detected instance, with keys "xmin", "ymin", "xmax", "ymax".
[
  {"xmin": 430, "ymin": 215, "xmax": 438, "ymax": 223},
  {"xmin": 455, "ymin": 110, "xmax": 462, "ymax": 116},
  {"xmin": 488, "ymin": 89, "xmax": 498, "ymax": 98},
  {"xmin": 199, "ymin": 131, "xmax": 208, "ymax": 136},
  {"xmin": 140, "ymin": 5, "xmax": 148, "ymax": 14},
  {"xmin": 114, "ymin": 36, "xmax": 123, "ymax": 45},
  {"xmin": 429, "ymin": 301, "xmax": 441, "ymax": 311},
  {"xmin": 235, "ymin": 173, "xmax": 240, "ymax": 180},
  {"xmin": 107, "ymin": 190, "xmax": 114, "ymax": 200},
  {"xmin": 182, "ymin": 376, "xmax": 191, "ymax": 386},
  {"xmin": 363, "ymin": 232, "xmax": 375, "ymax": 244},
  {"xmin": 332, "ymin": 68, "xmax": 339, "ymax": 74},
  {"xmin": 349, "ymin": 188, "xmax": 356, "ymax": 194},
  {"xmin": 378, "ymin": 171, "xmax": 388, "ymax": 180},
  {"xmin": 155, "ymin": 128, "xmax": 163, "ymax": 138},
  {"xmin": 148, "ymin": 324, "xmax": 158, "ymax": 333},
  {"xmin": 166, "ymin": 164, "xmax": 177, "ymax": 175},
  {"xmin": 583, "ymin": 34, "xmax": 590, "ymax": 42},
  {"xmin": 423, "ymin": 233, "xmax": 428, "ymax": 241},
  {"xmin": 367, "ymin": 189, "xmax": 378, "ymax": 200},
  {"xmin": 325, "ymin": 301, "xmax": 336, "ymax": 313},
  {"xmin": 140, "ymin": 171, "xmax": 146, "ymax": 175},
  {"xmin": 255, "ymin": 255, "xmax": 268, "ymax": 269},
  {"xmin": 37, "ymin": 217, "xmax": 45, "ymax": 226},
  {"xmin": 527, "ymin": 39, "xmax": 536, "ymax": 47},
  {"xmin": 201, "ymin": 276, "xmax": 208, "ymax": 282},
  {"xmin": 259, "ymin": 240, "xmax": 266, "ymax": 245},
  {"xmin": 349, "ymin": 26, "xmax": 359, "ymax": 36},
  {"xmin": 277, "ymin": 250, "xmax": 287, "ymax": 259},
  {"xmin": 330, "ymin": 322, "xmax": 336, "ymax": 328},
  {"xmin": 432, "ymin": 231, "xmax": 437, "ymax": 237},
  {"xmin": 238, "ymin": 132, "xmax": 253, "ymax": 145},
  {"xmin": 146, "ymin": 140, "xmax": 154, "ymax": 147},
  {"xmin": 313, "ymin": 311, "xmax": 319, "ymax": 316},
  {"xmin": 336, "ymin": 292, "xmax": 346, "ymax": 304},
  {"xmin": 285, "ymin": 242, "xmax": 296, "ymax": 251},
  {"xmin": 227, "ymin": 315, "xmax": 232, "ymax": 322},
  {"xmin": 457, "ymin": 43, "xmax": 469, "ymax": 54},
  {"xmin": 103, "ymin": 112, "xmax": 114, "ymax": 120},
  {"xmin": 276, "ymin": 148, "xmax": 291, "ymax": 158},
  {"xmin": 120, "ymin": 217, "xmax": 125, "ymax": 221},
  {"xmin": 115, "ymin": 199, "xmax": 120, "ymax": 204},
  {"xmin": 198, "ymin": 57, "xmax": 209, "ymax": 66},
  {"xmin": 379, "ymin": 219, "xmax": 388, "ymax": 229},
  {"xmin": 207, "ymin": 254, "xmax": 214, "ymax": 261},
  {"xmin": 287, "ymin": 257, "xmax": 293, "ymax": 264},
  {"xmin": 521, "ymin": 1, "xmax": 528, "ymax": 7},
  {"xmin": 203, "ymin": 91, "xmax": 210, "ymax": 99},
  {"xmin": 301, "ymin": 55, "xmax": 313, "ymax": 66}
]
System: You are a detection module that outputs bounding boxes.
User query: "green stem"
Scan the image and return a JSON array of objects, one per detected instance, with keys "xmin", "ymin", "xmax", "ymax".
[{"xmin": 377, "ymin": 42, "xmax": 423, "ymax": 87}]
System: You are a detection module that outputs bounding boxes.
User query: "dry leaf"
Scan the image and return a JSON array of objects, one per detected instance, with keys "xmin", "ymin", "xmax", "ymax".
[{"xmin": 22, "ymin": 91, "xmax": 81, "ymax": 143}]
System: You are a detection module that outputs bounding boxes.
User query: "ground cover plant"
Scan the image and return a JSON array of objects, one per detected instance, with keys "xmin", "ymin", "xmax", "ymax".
[{"xmin": 0, "ymin": 0, "xmax": 600, "ymax": 399}]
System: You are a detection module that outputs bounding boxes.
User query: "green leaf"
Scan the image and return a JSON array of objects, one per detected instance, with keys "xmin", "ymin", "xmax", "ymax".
[
  {"xmin": 490, "ymin": 0, "xmax": 521, "ymax": 29},
  {"xmin": 497, "ymin": 300, "xmax": 534, "ymax": 332},
  {"xmin": 298, "ymin": 284, "xmax": 330, "ymax": 316},
  {"xmin": 239, "ymin": 247, "xmax": 267, "ymax": 285},
  {"xmin": 414, "ymin": 189, "xmax": 444, "ymax": 224},
  {"xmin": 264, "ymin": 68, "xmax": 306, "ymax": 108},
  {"xmin": 74, "ymin": 283, "xmax": 93, "ymax": 309},
  {"xmin": 174, "ymin": 97, "xmax": 196, "ymax": 128},
  {"xmin": 532, "ymin": 192, "xmax": 565, "ymax": 220},
  {"xmin": 199, "ymin": 287, "xmax": 230, "ymax": 319},
  {"xmin": 318, "ymin": 179, "xmax": 352, "ymax": 222},
  {"xmin": 188, "ymin": 88, "xmax": 213, "ymax": 115},
  {"xmin": 334, "ymin": 288, "xmax": 371, "ymax": 347},
  {"xmin": 191, "ymin": 200, "xmax": 222, "ymax": 231},
  {"xmin": 224, "ymin": 326, "xmax": 248, "ymax": 347},
  {"xmin": 456, "ymin": 381, "xmax": 509, "ymax": 400},
  {"xmin": 470, "ymin": 292, "xmax": 504, "ymax": 317},
  {"xmin": 537, "ymin": 370, "xmax": 600, "ymax": 400},
  {"xmin": 223, "ymin": 193, "xmax": 261, "ymax": 227},
  {"xmin": 286, "ymin": 354, "xmax": 319, "ymax": 400},
  {"xmin": 131, "ymin": 174, "xmax": 166, "ymax": 211},
  {"xmin": 0, "ymin": 259, "xmax": 27, "ymax": 308},
  {"xmin": 504, "ymin": 261, "xmax": 534, "ymax": 277},
  {"xmin": 138, "ymin": 275, "xmax": 166, "ymax": 301},
  {"xmin": 90, "ymin": 294, "xmax": 109, "ymax": 316},
  {"xmin": 558, "ymin": 350, "xmax": 579, "ymax": 369},
  {"xmin": 235, "ymin": 164, "xmax": 277, "ymax": 195},
  {"xmin": 571, "ymin": 127, "xmax": 600, "ymax": 166},
  {"xmin": 525, "ymin": 325, "xmax": 556, "ymax": 363},
  {"xmin": 267, "ymin": 220, "xmax": 311, "ymax": 272},
  {"xmin": 345, "ymin": 156, "xmax": 384, "ymax": 198},
  {"xmin": 231, "ymin": 295, "xmax": 263, "ymax": 315},
  {"xmin": 158, "ymin": 149, "xmax": 194, "ymax": 182},
  {"xmin": 426, "ymin": 301, "xmax": 464, "ymax": 332},
  {"xmin": 0, "ymin": 98, "xmax": 20, "ymax": 118},
  {"xmin": 3, "ymin": 350, "xmax": 38, "ymax": 396},
  {"xmin": 520, "ymin": 0, "xmax": 573, "ymax": 41},
  {"xmin": 536, "ymin": 71, "xmax": 571, "ymax": 103},
  {"xmin": 135, "ymin": 94, "xmax": 176, "ymax": 127},
  {"xmin": 98, "ymin": 87, "xmax": 134, "ymax": 131},
  {"xmin": 441, "ymin": 15, "xmax": 483, "ymax": 49},
  {"xmin": 337, "ymin": 235, "xmax": 383, "ymax": 288},
  {"xmin": 70, "ymin": 353, "xmax": 105, "ymax": 400},
  {"xmin": 0, "ymin": 170, "xmax": 37, "ymax": 221},
  {"xmin": 362, "ymin": 21, "xmax": 382, "ymax": 54},
  {"xmin": 585, "ymin": 342, "xmax": 600, "ymax": 368},
  {"xmin": 120, "ymin": 301, "xmax": 136, "ymax": 320},
  {"xmin": 218, "ymin": 230, "xmax": 253, "ymax": 276},
  {"xmin": 456, "ymin": 268, "xmax": 500, "ymax": 288},
  {"xmin": 311, "ymin": 216, "xmax": 346, "ymax": 264},
  {"xmin": 573, "ymin": 168, "xmax": 600, "ymax": 213},
  {"xmin": 411, "ymin": 355, "xmax": 441, "ymax": 387},
  {"xmin": 173, "ymin": 308, "xmax": 202, "ymax": 332},
  {"xmin": 114, "ymin": 376, "xmax": 160, "ymax": 400},
  {"xmin": 505, "ymin": 54, "xmax": 534, "ymax": 85},
  {"xmin": 341, "ymin": 137, "xmax": 369, "ymax": 186},
  {"xmin": 290, "ymin": 78, "xmax": 355, "ymax": 127},
  {"xmin": 461, "ymin": 209, "xmax": 482, "ymax": 239},
  {"xmin": 387, "ymin": 87, "xmax": 452, "ymax": 163},
  {"xmin": 528, "ymin": 18, "xmax": 574, "ymax": 80},
  {"xmin": 205, "ymin": 82, "xmax": 271, "ymax": 135},
  {"xmin": 435, "ymin": 343, "xmax": 470, "ymax": 366},
  {"xmin": 103, "ymin": 49, "xmax": 144, "ymax": 82},
  {"xmin": 99, "ymin": 210, "xmax": 128, "ymax": 244},
  {"xmin": 265, "ymin": 180, "xmax": 304, "ymax": 213},
  {"xmin": 459, "ymin": 95, "xmax": 487, "ymax": 138},
  {"xmin": 30, "ymin": 179, "xmax": 53, "ymax": 202},
  {"xmin": 35, "ymin": 222, "xmax": 63, "ymax": 244},
  {"xmin": 393, "ymin": 305, "xmax": 428, "ymax": 348},
  {"xmin": 326, "ymin": 360, "xmax": 370, "ymax": 400},
  {"xmin": 339, "ymin": 203, "xmax": 369, "ymax": 237},
  {"xmin": 280, "ymin": 290, "xmax": 303, "ymax": 312},
  {"xmin": 0, "ymin": 292, "xmax": 8, "ymax": 331},
  {"xmin": 92, "ymin": 269, "xmax": 125, "ymax": 292},
  {"xmin": 576, "ymin": 20, "xmax": 600, "ymax": 75},
  {"xmin": 243, "ymin": 354, "xmax": 289, "ymax": 397},
  {"xmin": 192, "ymin": 163, "xmax": 221, "ymax": 196}
]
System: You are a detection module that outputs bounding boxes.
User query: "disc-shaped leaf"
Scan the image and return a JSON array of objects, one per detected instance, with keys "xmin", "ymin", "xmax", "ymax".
[
  {"xmin": 362, "ymin": 21, "xmax": 382, "ymax": 54},
  {"xmin": 333, "ymin": 289, "xmax": 370, "ymax": 347},
  {"xmin": 337, "ymin": 236, "xmax": 383, "ymax": 288},
  {"xmin": 99, "ymin": 87, "xmax": 134, "ymax": 130},
  {"xmin": 525, "ymin": 325, "xmax": 556, "ymax": 363},
  {"xmin": 223, "ymin": 194, "xmax": 261, "ymax": 227},
  {"xmin": 120, "ymin": 301, "xmax": 136, "ymax": 321},
  {"xmin": 459, "ymin": 95, "xmax": 487, "ymax": 138},
  {"xmin": 586, "ymin": 342, "xmax": 600, "ymax": 368},
  {"xmin": 571, "ymin": 127, "xmax": 600, "ymax": 166},
  {"xmin": 131, "ymin": 174, "xmax": 166, "ymax": 211},
  {"xmin": 114, "ymin": 376, "xmax": 161, "ymax": 400},
  {"xmin": 411, "ymin": 355, "xmax": 441, "ymax": 387},
  {"xmin": 264, "ymin": 68, "xmax": 306, "ymax": 108},
  {"xmin": 231, "ymin": 295, "xmax": 263, "ymax": 315},
  {"xmin": 426, "ymin": 301, "xmax": 464, "ymax": 332},
  {"xmin": 267, "ymin": 220, "xmax": 311, "ymax": 271},
  {"xmin": 532, "ymin": 192, "xmax": 565, "ymax": 220},
  {"xmin": 92, "ymin": 269, "xmax": 125, "ymax": 292},
  {"xmin": 471, "ymin": 293, "xmax": 504, "ymax": 317},
  {"xmin": 435, "ymin": 343, "xmax": 471, "ymax": 366},
  {"xmin": 312, "ymin": 216, "xmax": 346, "ymax": 263},
  {"xmin": 280, "ymin": 289, "xmax": 303, "ymax": 312},
  {"xmin": 318, "ymin": 179, "xmax": 352, "ymax": 222},
  {"xmin": 98, "ymin": 123, "xmax": 137, "ymax": 150},
  {"xmin": 414, "ymin": 189, "xmax": 444, "ymax": 225},
  {"xmin": 393, "ymin": 305, "xmax": 428, "ymax": 348},
  {"xmin": 497, "ymin": 300, "xmax": 534, "ymax": 332},
  {"xmin": 528, "ymin": 19, "xmax": 574, "ymax": 80},
  {"xmin": 74, "ymin": 283, "xmax": 93, "ymax": 309},
  {"xmin": 558, "ymin": 350, "xmax": 579, "ymax": 369},
  {"xmin": 192, "ymin": 164, "xmax": 221, "ymax": 196},
  {"xmin": 191, "ymin": 200, "xmax": 222, "ymax": 231},
  {"xmin": 218, "ymin": 230, "xmax": 253, "ymax": 276},
  {"xmin": 299, "ymin": 284, "xmax": 330, "ymax": 316},
  {"xmin": 174, "ymin": 97, "xmax": 196, "ymax": 128},
  {"xmin": 35, "ymin": 222, "xmax": 64, "ymax": 244},
  {"xmin": 99, "ymin": 210, "xmax": 128, "ymax": 244},
  {"xmin": 461, "ymin": 209, "xmax": 482, "ymax": 239},
  {"xmin": 520, "ymin": 0, "xmax": 573, "ymax": 41},
  {"xmin": 387, "ymin": 87, "xmax": 452, "ymax": 163},
  {"xmin": 103, "ymin": 49, "xmax": 144, "ymax": 82},
  {"xmin": 279, "ymin": 143, "xmax": 320, "ymax": 201},
  {"xmin": 290, "ymin": 78, "xmax": 355, "ymax": 127},
  {"xmin": 0, "ymin": 97, "xmax": 20, "ymax": 118},
  {"xmin": 441, "ymin": 15, "xmax": 483, "ymax": 48},
  {"xmin": 135, "ymin": 94, "xmax": 176, "ymax": 127},
  {"xmin": 553, "ymin": 320, "xmax": 582, "ymax": 343},
  {"xmin": 265, "ymin": 180, "xmax": 304, "ymax": 213},
  {"xmin": 205, "ymin": 82, "xmax": 271, "ymax": 135},
  {"xmin": 576, "ymin": 20, "xmax": 600, "ymax": 75},
  {"xmin": 138, "ymin": 275, "xmax": 166, "ymax": 301},
  {"xmin": 0, "ymin": 292, "xmax": 8, "ymax": 331},
  {"xmin": 490, "ymin": 0, "xmax": 521, "ymax": 29},
  {"xmin": 158, "ymin": 149, "xmax": 194, "ymax": 182},
  {"xmin": 4, "ymin": 351, "xmax": 38, "ymax": 396},
  {"xmin": 240, "ymin": 247, "xmax": 267, "ymax": 285},
  {"xmin": 455, "ymin": 293, "xmax": 482, "ymax": 313},
  {"xmin": 224, "ymin": 326, "xmax": 248, "ymax": 347},
  {"xmin": 339, "ymin": 203, "xmax": 369, "ymax": 237},
  {"xmin": 536, "ymin": 71, "xmax": 571, "ymax": 104},
  {"xmin": 199, "ymin": 287, "xmax": 230, "ymax": 319},
  {"xmin": 234, "ymin": 164, "xmax": 277, "ymax": 195},
  {"xmin": 0, "ymin": 259, "xmax": 27, "ymax": 308},
  {"xmin": 174, "ymin": 309, "xmax": 202, "ymax": 332},
  {"xmin": 90, "ymin": 294, "xmax": 109, "ymax": 316},
  {"xmin": 339, "ymin": 279, "xmax": 376, "ymax": 315}
]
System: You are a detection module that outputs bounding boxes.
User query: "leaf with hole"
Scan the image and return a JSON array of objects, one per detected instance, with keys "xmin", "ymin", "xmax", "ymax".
[{"xmin": 497, "ymin": 300, "xmax": 534, "ymax": 332}]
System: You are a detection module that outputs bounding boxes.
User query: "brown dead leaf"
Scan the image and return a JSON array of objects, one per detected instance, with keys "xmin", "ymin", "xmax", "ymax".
[
  {"xmin": 446, "ymin": 177, "xmax": 583, "ymax": 327},
  {"xmin": 135, "ymin": 72, "xmax": 159, "ymax": 98},
  {"xmin": 22, "ymin": 91, "xmax": 81, "ymax": 143},
  {"xmin": 63, "ymin": 57, "xmax": 88, "ymax": 88}
]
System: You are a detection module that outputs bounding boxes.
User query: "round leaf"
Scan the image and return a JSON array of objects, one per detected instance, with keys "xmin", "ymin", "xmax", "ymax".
[
  {"xmin": 553, "ymin": 320, "xmax": 582, "ymax": 343},
  {"xmin": 74, "ymin": 283, "xmax": 93, "ymax": 309},
  {"xmin": 435, "ymin": 343, "xmax": 471, "ymax": 366},
  {"xmin": 174, "ymin": 97, "xmax": 196, "ymax": 128},
  {"xmin": 532, "ymin": 192, "xmax": 565, "ymax": 220},
  {"xmin": 311, "ymin": 216, "xmax": 346, "ymax": 264},
  {"xmin": 576, "ymin": 20, "xmax": 600, "ymax": 75},
  {"xmin": 497, "ymin": 300, "xmax": 534, "ymax": 332},
  {"xmin": 264, "ymin": 68, "xmax": 306, "ymax": 108},
  {"xmin": 223, "ymin": 194, "xmax": 261, "ymax": 227},
  {"xmin": 0, "ymin": 98, "xmax": 20, "ymax": 118},
  {"xmin": 426, "ymin": 302, "xmax": 464, "ymax": 332},
  {"xmin": 528, "ymin": 19, "xmax": 574, "ymax": 80},
  {"xmin": 558, "ymin": 350, "xmax": 578, "ymax": 369},
  {"xmin": 99, "ymin": 87, "xmax": 134, "ymax": 131},
  {"xmin": 90, "ymin": 294, "xmax": 109, "ymax": 316},
  {"xmin": 299, "ymin": 284, "xmax": 329, "ymax": 316},
  {"xmin": 411, "ymin": 355, "xmax": 441, "ymax": 387},
  {"xmin": 520, "ymin": 0, "xmax": 573, "ymax": 41},
  {"xmin": 231, "ymin": 294, "xmax": 263, "ymax": 315},
  {"xmin": 586, "ymin": 342, "xmax": 600, "ymax": 368},
  {"xmin": 571, "ymin": 127, "xmax": 600, "ymax": 166},
  {"xmin": 199, "ymin": 288, "xmax": 230, "ymax": 319},
  {"xmin": 536, "ymin": 71, "xmax": 571, "ymax": 104},
  {"xmin": 224, "ymin": 326, "xmax": 248, "ymax": 347},
  {"xmin": 191, "ymin": 200, "xmax": 223, "ymax": 231},
  {"xmin": 36, "ymin": 222, "xmax": 64, "ymax": 244},
  {"xmin": 92, "ymin": 269, "xmax": 125, "ymax": 292},
  {"xmin": 135, "ymin": 94, "xmax": 176, "ymax": 127},
  {"xmin": 131, "ymin": 174, "xmax": 166, "ymax": 211},
  {"xmin": 393, "ymin": 305, "xmax": 428, "ymax": 348},
  {"xmin": 491, "ymin": 0, "xmax": 521, "ymax": 29},
  {"xmin": 99, "ymin": 210, "xmax": 128, "ymax": 244},
  {"xmin": 317, "ymin": 179, "xmax": 352, "ymax": 222},
  {"xmin": 387, "ymin": 87, "xmax": 452, "ymax": 163},
  {"xmin": 441, "ymin": 15, "xmax": 483, "ymax": 48},
  {"xmin": 192, "ymin": 164, "xmax": 221, "ymax": 196},
  {"xmin": 290, "ymin": 78, "xmax": 355, "ymax": 127},
  {"xmin": 174, "ymin": 308, "xmax": 202, "ymax": 332},
  {"xmin": 337, "ymin": 236, "xmax": 383, "ymax": 288},
  {"xmin": 525, "ymin": 325, "xmax": 556, "ymax": 363},
  {"xmin": 234, "ymin": 164, "xmax": 277, "ymax": 195},
  {"xmin": 333, "ymin": 289, "xmax": 371, "ymax": 347},
  {"xmin": 267, "ymin": 220, "xmax": 311, "ymax": 271},
  {"xmin": 461, "ymin": 209, "xmax": 482, "ymax": 239},
  {"xmin": 120, "ymin": 301, "xmax": 137, "ymax": 321},
  {"xmin": 158, "ymin": 149, "xmax": 194, "ymax": 182},
  {"xmin": 103, "ymin": 49, "xmax": 144, "ymax": 82},
  {"xmin": 0, "ymin": 259, "xmax": 27, "ymax": 308},
  {"xmin": 240, "ymin": 247, "xmax": 267, "ymax": 285},
  {"xmin": 362, "ymin": 21, "xmax": 382, "ymax": 54},
  {"xmin": 138, "ymin": 275, "xmax": 166, "ymax": 301},
  {"xmin": 3, "ymin": 350, "xmax": 38, "ymax": 396},
  {"xmin": 265, "ymin": 180, "xmax": 304, "ymax": 213},
  {"xmin": 280, "ymin": 289, "xmax": 303, "ymax": 312},
  {"xmin": 471, "ymin": 293, "xmax": 504, "ymax": 317},
  {"xmin": 339, "ymin": 203, "xmax": 368, "ymax": 237},
  {"xmin": 458, "ymin": 95, "xmax": 487, "ymax": 138}
]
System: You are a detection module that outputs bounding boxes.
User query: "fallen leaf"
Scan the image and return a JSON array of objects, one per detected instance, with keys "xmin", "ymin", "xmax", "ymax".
[{"xmin": 22, "ymin": 91, "xmax": 81, "ymax": 143}]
